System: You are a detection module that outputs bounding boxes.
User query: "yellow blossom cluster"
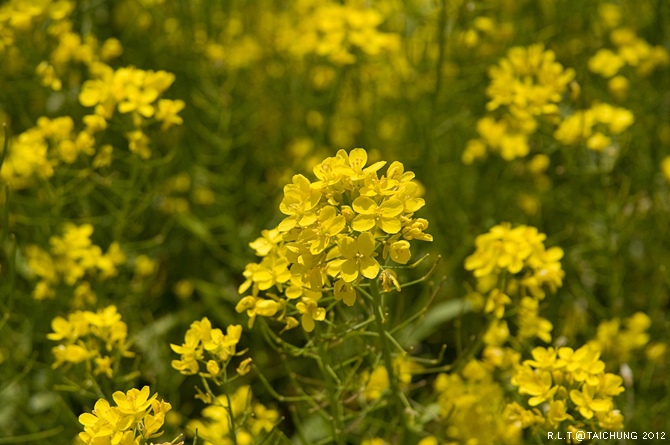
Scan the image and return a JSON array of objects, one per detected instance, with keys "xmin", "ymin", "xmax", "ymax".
[
  {"xmin": 588, "ymin": 312, "xmax": 652, "ymax": 364},
  {"xmin": 486, "ymin": 44, "xmax": 575, "ymax": 119},
  {"xmin": 187, "ymin": 385, "xmax": 279, "ymax": 445},
  {"xmin": 24, "ymin": 223, "xmax": 125, "ymax": 301},
  {"xmin": 459, "ymin": 16, "xmax": 514, "ymax": 52},
  {"xmin": 0, "ymin": 1, "xmax": 183, "ymax": 188},
  {"xmin": 554, "ymin": 103, "xmax": 634, "ymax": 151},
  {"xmin": 465, "ymin": 223, "xmax": 564, "ymax": 297},
  {"xmin": 0, "ymin": 0, "xmax": 122, "ymax": 90},
  {"xmin": 79, "ymin": 64, "xmax": 184, "ymax": 159},
  {"xmin": 171, "ymin": 317, "xmax": 250, "ymax": 377},
  {"xmin": 463, "ymin": 44, "xmax": 575, "ymax": 163},
  {"xmin": 1, "ymin": 116, "xmax": 100, "ymax": 189},
  {"xmin": 275, "ymin": 0, "xmax": 400, "ymax": 65},
  {"xmin": 360, "ymin": 357, "xmax": 422, "ymax": 402},
  {"xmin": 589, "ymin": 25, "xmax": 668, "ymax": 85},
  {"xmin": 433, "ymin": 361, "xmax": 522, "ymax": 445},
  {"xmin": 1, "ymin": 5, "xmax": 183, "ymax": 190},
  {"xmin": 0, "ymin": 0, "xmax": 73, "ymax": 55},
  {"xmin": 465, "ymin": 223, "xmax": 564, "ymax": 344},
  {"xmin": 47, "ymin": 305, "xmax": 133, "ymax": 378},
  {"xmin": 78, "ymin": 386, "xmax": 172, "ymax": 445},
  {"xmin": 587, "ymin": 4, "xmax": 670, "ymax": 100},
  {"xmin": 236, "ymin": 148, "xmax": 432, "ymax": 332},
  {"xmin": 508, "ymin": 345, "xmax": 625, "ymax": 432}
]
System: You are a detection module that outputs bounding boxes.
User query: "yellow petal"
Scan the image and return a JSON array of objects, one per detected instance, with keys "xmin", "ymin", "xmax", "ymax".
[
  {"xmin": 302, "ymin": 313, "xmax": 315, "ymax": 332},
  {"xmin": 380, "ymin": 199, "xmax": 404, "ymax": 217},
  {"xmin": 360, "ymin": 257, "xmax": 380, "ymax": 279},
  {"xmin": 380, "ymin": 217, "xmax": 401, "ymax": 234},
  {"xmin": 352, "ymin": 214, "xmax": 375, "ymax": 232},
  {"xmin": 357, "ymin": 232, "xmax": 376, "ymax": 256},
  {"xmin": 339, "ymin": 236, "xmax": 357, "ymax": 259},
  {"xmin": 352, "ymin": 196, "xmax": 377, "ymax": 215},
  {"xmin": 340, "ymin": 259, "xmax": 359, "ymax": 282}
]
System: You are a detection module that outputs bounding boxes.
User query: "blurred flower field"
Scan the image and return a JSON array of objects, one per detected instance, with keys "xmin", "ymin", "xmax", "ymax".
[{"xmin": 1, "ymin": 0, "xmax": 669, "ymax": 444}]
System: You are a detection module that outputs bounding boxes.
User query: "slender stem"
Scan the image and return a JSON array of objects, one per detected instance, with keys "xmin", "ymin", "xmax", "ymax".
[
  {"xmin": 219, "ymin": 369, "xmax": 238, "ymax": 445},
  {"xmin": 367, "ymin": 279, "xmax": 410, "ymax": 441},
  {"xmin": 316, "ymin": 330, "xmax": 346, "ymax": 445}
]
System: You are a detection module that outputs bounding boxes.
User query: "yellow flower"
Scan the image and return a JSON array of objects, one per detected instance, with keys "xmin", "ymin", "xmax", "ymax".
[
  {"xmin": 278, "ymin": 174, "xmax": 322, "ymax": 231},
  {"xmin": 334, "ymin": 278, "xmax": 357, "ymax": 306},
  {"xmin": 523, "ymin": 347, "xmax": 563, "ymax": 370},
  {"xmin": 52, "ymin": 344, "xmax": 94, "ymax": 367},
  {"xmin": 596, "ymin": 409, "xmax": 624, "ymax": 430},
  {"xmin": 94, "ymin": 356, "xmax": 114, "ymax": 378},
  {"xmin": 569, "ymin": 384, "xmax": 612, "ymax": 419},
  {"xmin": 155, "ymin": 98, "xmax": 185, "ymax": 130},
  {"xmin": 337, "ymin": 232, "xmax": 380, "ymax": 282},
  {"xmin": 134, "ymin": 254, "xmax": 157, "ymax": 277},
  {"xmin": 113, "ymin": 386, "xmax": 156, "ymax": 419},
  {"xmin": 352, "ymin": 195, "xmax": 404, "ymax": 234},
  {"xmin": 512, "ymin": 367, "xmax": 557, "ymax": 406},
  {"xmin": 588, "ymin": 49, "xmax": 624, "ymax": 78},
  {"xmin": 79, "ymin": 387, "xmax": 170, "ymax": 444},
  {"xmin": 597, "ymin": 373, "xmax": 625, "ymax": 397},
  {"xmin": 380, "ymin": 269, "xmax": 401, "ymax": 293},
  {"xmin": 465, "ymin": 223, "xmax": 533, "ymax": 276},
  {"xmin": 483, "ymin": 320, "xmax": 510, "ymax": 346},
  {"xmin": 484, "ymin": 289, "xmax": 511, "ymax": 319},
  {"xmin": 296, "ymin": 297, "xmax": 326, "ymax": 332},
  {"xmin": 126, "ymin": 130, "xmax": 151, "ymax": 159},
  {"xmin": 388, "ymin": 240, "xmax": 411, "ymax": 264},
  {"xmin": 547, "ymin": 400, "xmax": 573, "ymax": 427},
  {"xmin": 362, "ymin": 365, "xmax": 389, "ymax": 401},
  {"xmin": 487, "ymin": 44, "xmax": 575, "ymax": 119},
  {"xmin": 237, "ymin": 357, "xmax": 253, "ymax": 376},
  {"xmin": 301, "ymin": 205, "xmax": 346, "ymax": 254},
  {"xmin": 248, "ymin": 228, "xmax": 283, "ymax": 257}
]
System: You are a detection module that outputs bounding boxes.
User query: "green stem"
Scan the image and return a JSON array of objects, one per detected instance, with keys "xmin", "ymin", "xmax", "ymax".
[
  {"xmin": 368, "ymin": 279, "xmax": 410, "ymax": 441},
  {"xmin": 222, "ymin": 369, "xmax": 238, "ymax": 445},
  {"xmin": 316, "ymin": 331, "xmax": 346, "ymax": 445},
  {"xmin": 114, "ymin": 157, "xmax": 141, "ymax": 241},
  {"xmin": 203, "ymin": 373, "xmax": 238, "ymax": 445}
]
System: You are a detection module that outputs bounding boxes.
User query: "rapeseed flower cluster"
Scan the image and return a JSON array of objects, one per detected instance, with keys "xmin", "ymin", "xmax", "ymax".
[
  {"xmin": 187, "ymin": 385, "xmax": 279, "ymax": 445},
  {"xmin": 508, "ymin": 344, "xmax": 625, "ymax": 431},
  {"xmin": 79, "ymin": 65, "xmax": 184, "ymax": 160},
  {"xmin": 463, "ymin": 44, "xmax": 575, "ymax": 163},
  {"xmin": 554, "ymin": 103, "xmax": 634, "ymax": 151},
  {"xmin": 1, "ymin": 116, "xmax": 97, "ymax": 189},
  {"xmin": 459, "ymin": 16, "xmax": 514, "ymax": 53},
  {"xmin": 588, "ymin": 312, "xmax": 652, "ymax": 365},
  {"xmin": 465, "ymin": 223, "xmax": 564, "ymax": 344},
  {"xmin": 0, "ymin": 0, "xmax": 122, "ymax": 88},
  {"xmin": 433, "ymin": 363, "xmax": 522, "ymax": 445},
  {"xmin": 78, "ymin": 386, "xmax": 172, "ymax": 445},
  {"xmin": 276, "ymin": 0, "xmax": 400, "ymax": 65},
  {"xmin": 48, "ymin": 305, "xmax": 133, "ymax": 378},
  {"xmin": 0, "ymin": 1, "xmax": 183, "ymax": 189},
  {"xmin": 236, "ymin": 148, "xmax": 432, "ymax": 332},
  {"xmin": 589, "ymin": 5, "xmax": 669, "ymax": 94},
  {"xmin": 24, "ymin": 223, "xmax": 125, "ymax": 302},
  {"xmin": 0, "ymin": 1, "xmax": 74, "ymax": 57},
  {"xmin": 171, "ymin": 317, "xmax": 249, "ymax": 378}
]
